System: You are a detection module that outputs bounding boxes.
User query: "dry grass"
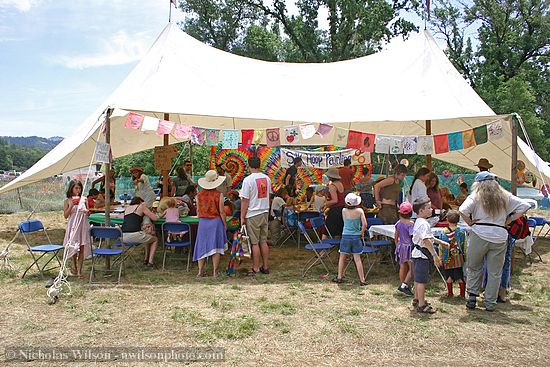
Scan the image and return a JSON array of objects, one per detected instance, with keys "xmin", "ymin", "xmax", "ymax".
[{"xmin": 1, "ymin": 211, "xmax": 550, "ymax": 366}]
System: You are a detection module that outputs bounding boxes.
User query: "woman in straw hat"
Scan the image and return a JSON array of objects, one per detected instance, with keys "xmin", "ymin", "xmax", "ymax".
[
  {"xmin": 324, "ymin": 167, "xmax": 346, "ymax": 237},
  {"xmin": 193, "ymin": 170, "xmax": 228, "ymax": 277}
]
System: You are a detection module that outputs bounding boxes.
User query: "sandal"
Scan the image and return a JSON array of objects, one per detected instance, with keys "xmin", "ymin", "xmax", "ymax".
[
  {"xmin": 259, "ymin": 267, "xmax": 270, "ymax": 274},
  {"xmin": 247, "ymin": 269, "xmax": 259, "ymax": 276},
  {"xmin": 359, "ymin": 281, "xmax": 368, "ymax": 286},
  {"xmin": 412, "ymin": 299, "xmax": 431, "ymax": 308},
  {"xmin": 332, "ymin": 277, "xmax": 344, "ymax": 284},
  {"xmin": 416, "ymin": 304, "xmax": 436, "ymax": 314}
]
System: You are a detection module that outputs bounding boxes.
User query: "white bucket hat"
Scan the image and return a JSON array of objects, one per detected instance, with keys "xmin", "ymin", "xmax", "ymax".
[
  {"xmin": 198, "ymin": 170, "xmax": 226, "ymax": 190},
  {"xmin": 345, "ymin": 193, "xmax": 361, "ymax": 206}
]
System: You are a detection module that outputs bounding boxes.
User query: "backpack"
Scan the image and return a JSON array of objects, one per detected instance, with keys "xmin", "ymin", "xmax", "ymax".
[{"xmin": 507, "ymin": 215, "xmax": 530, "ymax": 240}]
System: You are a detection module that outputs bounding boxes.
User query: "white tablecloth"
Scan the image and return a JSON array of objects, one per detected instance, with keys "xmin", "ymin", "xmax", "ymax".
[
  {"xmin": 368, "ymin": 224, "xmax": 446, "ymax": 239},
  {"xmin": 369, "ymin": 224, "xmax": 534, "ymax": 255}
]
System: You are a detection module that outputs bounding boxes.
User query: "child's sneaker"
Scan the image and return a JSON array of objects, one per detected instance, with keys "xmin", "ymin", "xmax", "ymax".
[{"xmin": 397, "ymin": 284, "xmax": 413, "ymax": 297}]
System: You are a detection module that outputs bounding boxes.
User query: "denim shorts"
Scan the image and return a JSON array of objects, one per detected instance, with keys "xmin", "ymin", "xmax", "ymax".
[
  {"xmin": 339, "ymin": 235, "xmax": 362, "ymax": 254},
  {"xmin": 413, "ymin": 257, "xmax": 430, "ymax": 284}
]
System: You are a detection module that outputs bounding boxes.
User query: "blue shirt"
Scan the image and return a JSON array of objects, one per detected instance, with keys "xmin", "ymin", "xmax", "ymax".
[{"xmin": 342, "ymin": 218, "xmax": 362, "ymax": 236}]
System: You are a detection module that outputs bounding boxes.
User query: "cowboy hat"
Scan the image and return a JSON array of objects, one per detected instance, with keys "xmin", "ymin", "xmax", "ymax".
[
  {"xmin": 130, "ymin": 166, "xmax": 143, "ymax": 173},
  {"xmin": 475, "ymin": 158, "xmax": 493, "ymax": 170},
  {"xmin": 325, "ymin": 168, "xmax": 341, "ymax": 179},
  {"xmin": 198, "ymin": 170, "xmax": 226, "ymax": 190}
]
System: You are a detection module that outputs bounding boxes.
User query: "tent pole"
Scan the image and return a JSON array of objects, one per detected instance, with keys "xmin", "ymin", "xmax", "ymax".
[
  {"xmin": 511, "ymin": 115, "xmax": 518, "ymax": 196},
  {"xmin": 162, "ymin": 113, "xmax": 170, "ymax": 198},
  {"xmin": 189, "ymin": 141, "xmax": 193, "ymax": 178},
  {"xmin": 425, "ymin": 120, "xmax": 432, "ymax": 169},
  {"xmin": 104, "ymin": 108, "xmax": 113, "ymax": 227}
]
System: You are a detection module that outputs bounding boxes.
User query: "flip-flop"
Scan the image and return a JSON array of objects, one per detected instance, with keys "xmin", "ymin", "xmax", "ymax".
[
  {"xmin": 247, "ymin": 269, "xmax": 258, "ymax": 276},
  {"xmin": 332, "ymin": 277, "xmax": 343, "ymax": 284},
  {"xmin": 259, "ymin": 267, "xmax": 270, "ymax": 274}
]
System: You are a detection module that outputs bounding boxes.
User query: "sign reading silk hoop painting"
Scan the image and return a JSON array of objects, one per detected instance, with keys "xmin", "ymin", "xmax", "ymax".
[
  {"xmin": 209, "ymin": 146, "xmax": 367, "ymax": 194},
  {"xmin": 280, "ymin": 148, "xmax": 370, "ymax": 168}
]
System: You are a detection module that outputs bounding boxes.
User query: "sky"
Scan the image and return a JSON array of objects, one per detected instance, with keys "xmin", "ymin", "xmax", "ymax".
[{"xmin": 0, "ymin": 0, "xmax": 427, "ymax": 138}]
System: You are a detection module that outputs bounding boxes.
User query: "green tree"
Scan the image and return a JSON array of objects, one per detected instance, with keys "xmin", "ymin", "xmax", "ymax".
[
  {"xmin": 177, "ymin": 0, "xmax": 420, "ymax": 62},
  {"xmin": 430, "ymin": 0, "xmax": 550, "ymax": 159}
]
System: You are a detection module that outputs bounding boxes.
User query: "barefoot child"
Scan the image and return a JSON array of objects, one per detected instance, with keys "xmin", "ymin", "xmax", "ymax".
[
  {"xmin": 333, "ymin": 193, "xmax": 367, "ymax": 286},
  {"xmin": 159, "ymin": 197, "xmax": 184, "ymax": 242},
  {"xmin": 438, "ymin": 210, "xmax": 467, "ymax": 297},
  {"xmin": 411, "ymin": 196, "xmax": 448, "ymax": 313},
  {"xmin": 395, "ymin": 202, "xmax": 414, "ymax": 296}
]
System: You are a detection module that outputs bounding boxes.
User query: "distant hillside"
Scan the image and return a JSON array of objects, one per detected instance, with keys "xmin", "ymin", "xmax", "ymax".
[
  {"xmin": 0, "ymin": 136, "xmax": 60, "ymax": 171},
  {"xmin": 1, "ymin": 136, "xmax": 63, "ymax": 151}
]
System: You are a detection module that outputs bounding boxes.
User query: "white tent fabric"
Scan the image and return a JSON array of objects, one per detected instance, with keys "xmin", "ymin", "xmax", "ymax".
[{"xmin": 2, "ymin": 23, "xmax": 548, "ymax": 194}]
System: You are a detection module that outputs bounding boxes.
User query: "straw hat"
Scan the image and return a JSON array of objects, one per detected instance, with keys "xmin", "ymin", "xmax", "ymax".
[
  {"xmin": 325, "ymin": 168, "xmax": 341, "ymax": 179},
  {"xmin": 198, "ymin": 170, "xmax": 226, "ymax": 190},
  {"xmin": 475, "ymin": 158, "xmax": 493, "ymax": 170}
]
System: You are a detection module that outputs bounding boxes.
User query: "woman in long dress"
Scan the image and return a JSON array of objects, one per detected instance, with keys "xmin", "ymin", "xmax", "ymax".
[{"xmin": 193, "ymin": 170, "xmax": 228, "ymax": 277}]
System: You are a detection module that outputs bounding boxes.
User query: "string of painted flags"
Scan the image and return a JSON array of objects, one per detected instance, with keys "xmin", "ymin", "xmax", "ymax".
[{"xmin": 123, "ymin": 111, "xmax": 505, "ymax": 155}]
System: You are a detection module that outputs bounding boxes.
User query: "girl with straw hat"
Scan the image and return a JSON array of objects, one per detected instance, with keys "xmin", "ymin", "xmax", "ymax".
[{"xmin": 193, "ymin": 170, "xmax": 228, "ymax": 277}]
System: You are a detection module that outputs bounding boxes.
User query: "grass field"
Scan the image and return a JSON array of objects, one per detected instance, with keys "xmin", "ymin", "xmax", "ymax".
[{"xmin": 1, "ymin": 211, "xmax": 550, "ymax": 366}]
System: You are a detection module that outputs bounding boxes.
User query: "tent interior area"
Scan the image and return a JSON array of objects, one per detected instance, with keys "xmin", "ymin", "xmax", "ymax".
[{"xmin": 1, "ymin": 22, "xmax": 549, "ymax": 196}]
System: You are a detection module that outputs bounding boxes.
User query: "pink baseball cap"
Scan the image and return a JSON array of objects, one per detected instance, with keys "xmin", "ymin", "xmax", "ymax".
[{"xmin": 399, "ymin": 202, "xmax": 413, "ymax": 215}]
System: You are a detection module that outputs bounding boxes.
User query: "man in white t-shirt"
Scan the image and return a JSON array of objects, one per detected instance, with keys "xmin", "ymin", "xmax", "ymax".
[{"xmin": 241, "ymin": 156, "xmax": 272, "ymax": 275}]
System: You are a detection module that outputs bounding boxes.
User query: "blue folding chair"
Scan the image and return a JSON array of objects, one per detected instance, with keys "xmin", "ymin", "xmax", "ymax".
[
  {"xmin": 119, "ymin": 193, "xmax": 133, "ymax": 202},
  {"xmin": 273, "ymin": 208, "xmax": 299, "ymax": 247},
  {"xmin": 89, "ymin": 227, "xmax": 124, "ymax": 284},
  {"xmin": 527, "ymin": 218, "xmax": 543, "ymax": 262},
  {"xmin": 310, "ymin": 216, "xmax": 340, "ymax": 246},
  {"xmin": 365, "ymin": 217, "xmax": 395, "ymax": 266},
  {"xmin": 298, "ymin": 222, "xmax": 334, "ymax": 277},
  {"xmin": 113, "ymin": 237, "xmax": 141, "ymax": 267},
  {"xmin": 161, "ymin": 222, "xmax": 191, "ymax": 271},
  {"xmin": 530, "ymin": 216, "xmax": 547, "ymax": 237},
  {"xmin": 18, "ymin": 220, "xmax": 64, "ymax": 278}
]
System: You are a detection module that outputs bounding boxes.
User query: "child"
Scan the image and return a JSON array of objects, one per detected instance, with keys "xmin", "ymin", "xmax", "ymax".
[
  {"xmin": 395, "ymin": 202, "xmax": 414, "ymax": 296},
  {"xmin": 159, "ymin": 197, "xmax": 183, "ymax": 241},
  {"xmin": 411, "ymin": 196, "xmax": 448, "ymax": 313},
  {"xmin": 438, "ymin": 210, "xmax": 467, "ymax": 297},
  {"xmin": 63, "ymin": 180, "xmax": 91, "ymax": 279},
  {"xmin": 304, "ymin": 187, "xmax": 315, "ymax": 208},
  {"xmin": 313, "ymin": 186, "xmax": 327, "ymax": 212},
  {"xmin": 333, "ymin": 193, "xmax": 367, "ymax": 285},
  {"xmin": 455, "ymin": 182, "xmax": 469, "ymax": 206},
  {"xmin": 87, "ymin": 188, "xmax": 99, "ymax": 209}
]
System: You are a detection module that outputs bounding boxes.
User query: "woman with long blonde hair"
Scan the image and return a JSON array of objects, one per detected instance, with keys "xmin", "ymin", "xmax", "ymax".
[{"xmin": 459, "ymin": 172, "xmax": 530, "ymax": 311}]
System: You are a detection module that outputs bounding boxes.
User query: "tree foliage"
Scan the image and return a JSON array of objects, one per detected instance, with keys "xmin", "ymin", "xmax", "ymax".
[
  {"xmin": 177, "ymin": 0, "xmax": 420, "ymax": 62},
  {"xmin": 430, "ymin": 0, "xmax": 550, "ymax": 159},
  {"xmin": 113, "ymin": 143, "xmax": 212, "ymax": 178},
  {"xmin": 0, "ymin": 138, "xmax": 45, "ymax": 171}
]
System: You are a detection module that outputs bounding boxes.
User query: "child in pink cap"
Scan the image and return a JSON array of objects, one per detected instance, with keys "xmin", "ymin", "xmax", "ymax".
[{"xmin": 395, "ymin": 202, "xmax": 414, "ymax": 296}]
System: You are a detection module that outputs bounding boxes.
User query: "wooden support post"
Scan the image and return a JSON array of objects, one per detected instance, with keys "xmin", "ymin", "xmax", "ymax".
[
  {"xmin": 162, "ymin": 113, "xmax": 170, "ymax": 198},
  {"xmin": 511, "ymin": 115, "xmax": 518, "ymax": 196},
  {"xmin": 104, "ymin": 108, "xmax": 113, "ymax": 226},
  {"xmin": 189, "ymin": 141, "xmax": 193, "ymax": 177},
  {"xmin": 426, "ymin": 120, "xmax": 432, "ymax": 169}
]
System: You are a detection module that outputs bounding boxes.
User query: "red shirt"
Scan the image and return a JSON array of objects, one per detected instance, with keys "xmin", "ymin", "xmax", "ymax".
[
  {"xmin": 197, "ymin": 189, "xmax": 221, "ymax": 219},
  {"xmin": 87, "ymin": 197, "xmax": 96, "ymax": 209},
  {"xmin": 338, "ymin": 166, "xmax": 354, "ymax": 190}
]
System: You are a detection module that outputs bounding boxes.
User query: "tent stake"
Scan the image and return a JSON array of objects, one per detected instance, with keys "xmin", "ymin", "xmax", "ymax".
[{"xmin": 425, "ymin": 120, "xmax": 432, "ymax": 169}]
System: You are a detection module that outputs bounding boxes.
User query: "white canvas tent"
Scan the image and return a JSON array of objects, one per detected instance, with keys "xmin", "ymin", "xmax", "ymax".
[{"xmin": 2, "ymin": 22, "xmax": 549, "ymax": 194}]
